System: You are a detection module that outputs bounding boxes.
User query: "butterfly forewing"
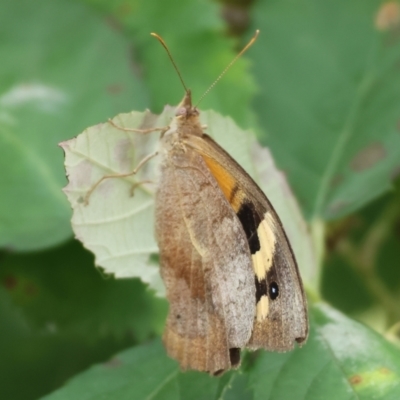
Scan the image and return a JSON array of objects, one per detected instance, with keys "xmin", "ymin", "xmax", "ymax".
[{"xmin": 184, "ymin": 133, "xmax": 308, "ymax": 350}]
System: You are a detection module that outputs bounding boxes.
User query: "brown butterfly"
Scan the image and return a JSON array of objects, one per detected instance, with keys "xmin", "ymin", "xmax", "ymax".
[{"xmin": 152, "ymin": 31, "xmax": 308, "ymax": 375}]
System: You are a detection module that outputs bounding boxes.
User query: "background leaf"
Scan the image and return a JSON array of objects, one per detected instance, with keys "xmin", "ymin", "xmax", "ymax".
[
  {"xmin": 250, "ymin": 303, "xmax": 400, "ymax": 400},
  {"xmin": 85, "ymin": 0, "xmax": 256, "ymax": 128},
  {"xmin": 0, "ymin": 0, "xmax": 147, "ymax": 250},
  {"xmin": 248, "ymin": 0, "xmax": 400, "ymax": 220},
  {"xmin": 41, "ymin": 303, "xmax": 400, "ymax": 400},
  {"xmin": 0, "ymin": 240, "xmax": 167, "ymax": 400}
]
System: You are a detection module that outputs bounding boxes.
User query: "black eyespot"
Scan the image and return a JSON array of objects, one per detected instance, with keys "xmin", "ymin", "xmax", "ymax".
[
  {"xmin": 269, "ymin": 282, "xmax": 279, "ymax": 300},
  {"xmin": 176, "ymin": 314, "xmax": 181, "ymax": 319}
]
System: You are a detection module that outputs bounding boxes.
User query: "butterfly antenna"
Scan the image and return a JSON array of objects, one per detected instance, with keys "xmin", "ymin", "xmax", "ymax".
[
  {"xmin": 151, "ymin": 33, "xmax": 189, "ymax": 93},
  {"xmin": 195, "ymin": 30, "xmax": 259, "ymax": 107}
]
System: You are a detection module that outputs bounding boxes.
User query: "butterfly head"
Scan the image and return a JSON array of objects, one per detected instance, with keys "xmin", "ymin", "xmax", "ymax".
[
  {"xmin": 175, "ymin": 90, "xmax": 199, "ymax": 119},
  {"xmin": 173, "ymin": 90, "xmax": 203, "ymax": 137}
]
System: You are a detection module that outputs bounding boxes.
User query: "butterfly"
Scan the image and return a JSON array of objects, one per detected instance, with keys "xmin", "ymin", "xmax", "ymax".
[{"xmin": 152, "ymin": 31, "xmax": 308, "ymax": 375}]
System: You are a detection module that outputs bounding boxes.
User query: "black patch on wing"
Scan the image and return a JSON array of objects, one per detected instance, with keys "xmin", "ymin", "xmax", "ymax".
[
  {"xmin": 236, "ymin": 200, "xmax": 261, "ymax": 254},
  {"xmin": 229, "ymin": 348, "xmax": 241, "ymax": 366},
  {"xmin": 255, "ymin": 276, "xmax": 267, "ymax": 303}
]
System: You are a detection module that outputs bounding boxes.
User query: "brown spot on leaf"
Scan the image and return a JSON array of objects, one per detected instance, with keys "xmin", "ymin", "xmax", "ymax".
[
  {"xmin": 139, "ymin": 111, "xmax": 159, "ymax": 130},
  {"xmin": 2, "ymin": 275, "xmax": 17, "ymax": 290},
  {"xmin": 375, "ymin": 2, "xmax": 400, "ymax": 30},
  {"xmin": 70, "ymin": 160, "xmax": 93, "ymax": 188},
  {"xmin": 350, "ymin": 142, "xmax": 386, "ymax": 172},
  {"xmin": 349, "ymin": 374, "xmax": 363, "ymax": 385},
  {"xmin": 115, "ymin": 138, "xmax": 133, "ymax": 171},
  {"xmin": 107, "ymin": 84, "xmax": 123, "ymax": 95},
  {"xmin": 380, "ymin": 367, "xmax": 391, "ymax": 374},
  {"xmin": 221, "ymin": 4, "xmax": 250, "ymax": 36}
]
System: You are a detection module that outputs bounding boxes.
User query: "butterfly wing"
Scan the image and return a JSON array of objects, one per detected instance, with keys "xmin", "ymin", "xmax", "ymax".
[
  {"xmin": 155, "ymin": 139, "xmax": 255, "ymax": 374},
  {"xmin": 185, "ymin": 133, "xmax": 308, "ymax": 351}
]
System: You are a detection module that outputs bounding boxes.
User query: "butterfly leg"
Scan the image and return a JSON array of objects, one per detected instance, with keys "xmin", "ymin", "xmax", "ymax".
[
  {"xmin": 129, "ymin": 180, "xmax": 155, "ymax": 197},
  {"xmin": 83, "ymin": 151, "xmax": 159, "ymax": 205},
  {"xmin": 108, "ymin": 118, "xmax": 169, "ymax": 135}
]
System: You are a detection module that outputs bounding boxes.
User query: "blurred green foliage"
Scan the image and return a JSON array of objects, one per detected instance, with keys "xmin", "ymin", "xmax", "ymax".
[{"xmin": 1, "ymin": 0, "xmax": 400, "ymax": 399}]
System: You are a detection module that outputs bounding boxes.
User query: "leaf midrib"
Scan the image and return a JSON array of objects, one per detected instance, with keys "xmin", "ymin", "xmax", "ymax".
[{"xmin": 311, "ymin": 41, "xmax": 378, "ymax": 219}]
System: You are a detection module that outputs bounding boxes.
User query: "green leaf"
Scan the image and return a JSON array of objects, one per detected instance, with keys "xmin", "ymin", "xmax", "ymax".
[
  {"xmin": 0, "ymin": 0, "xmax": 147, "ymax": 250},
  {"xmin": 0, "ymin": 240, "xmax": 167, "ymax": 339},
  {"xmin": 84, "ymin": 0, "xmax": 256, "ymax": 128},
  {"xmin": 250, "ymin": 303, "xmax": 400, "ymax": 399},
  {"xmin": 61, "ymin": 107, "xmax": 317, "ymax": 292},
  {"xmin": 321, "ymin": 182, "xmax": 400, "ymax": 327},
  {"xmin": 0, "ymin": 239, "xmax": 167, "ymax": 400},
  {"xmin": 41, "ymin": 303, "xmax": 400, "ymax": 400},
  {"xmin": 40, "ymin": 338, "xmax": 254, "ymax": 400},
  {"xmin": 249, "ymin": 0, "xmax": 400, "ymax": 220}
]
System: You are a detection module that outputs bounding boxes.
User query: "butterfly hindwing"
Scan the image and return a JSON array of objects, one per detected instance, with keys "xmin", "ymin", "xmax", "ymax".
[{"xmin": 155, "ymin": 136, "xmax": 256, "ymax": 374}]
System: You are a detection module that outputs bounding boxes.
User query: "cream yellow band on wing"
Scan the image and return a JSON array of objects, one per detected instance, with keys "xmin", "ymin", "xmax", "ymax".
[
  {"xmin": 251, "ymin": 213, "xmax": 276, "ymax": 281},
  {"xmin": 256, "ymin": 295, "xmax": 269, "ymax": 321}
]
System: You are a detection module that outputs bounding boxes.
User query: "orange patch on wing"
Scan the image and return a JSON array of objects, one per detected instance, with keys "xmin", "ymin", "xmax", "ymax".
[{"xmin": 202, "ymin": 155, "xmax": 244, "ymax": 212}]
